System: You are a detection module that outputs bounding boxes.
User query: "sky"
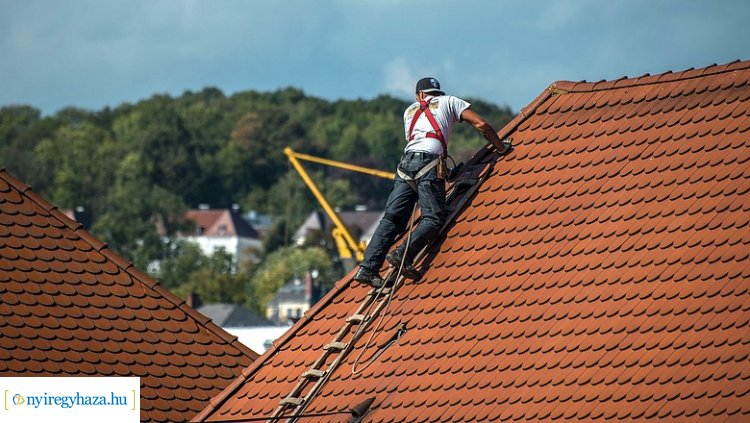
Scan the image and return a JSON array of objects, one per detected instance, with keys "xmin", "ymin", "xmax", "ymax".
[{"xmin": 1, "ymin": 0, "xmax": 749, "ymax": 115}]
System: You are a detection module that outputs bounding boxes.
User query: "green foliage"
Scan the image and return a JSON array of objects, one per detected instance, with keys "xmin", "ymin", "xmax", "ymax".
[
  {"xmin": 155, "ymin": 240, "xmax": 207, "ymax": 290},
  {"xmin": 0, "ymin": 106, "xmax": 57, "ymax": 188},
  {"xmin": 0, "ymin": 106, "xmax": 41, "ymax": 145},
  {"xmin": 247, "ymin": 246, "xmax": 333, "ymax": 314},
  {"xmin": 36, "ymin": 122, "xmax": 124, "ymax": 216},
  {"xmin": 1, "ymin": 87, "xmax": 514, "ymax": 307},
  {"xmin": 112, "ymin": 97, "xmax": 201, "ymax": 201},
  {"xmin": 91, "ymin": 152, "xmax": 187, "ymax": 269},
  {"xmin": 3, "ymin": 88, "xmax": 513, "ymax": 223},
  {"xmin": 168, "ymin": 246, "xmax": 254, "ymax": 306},
  {"xmin": 239, "ymin": 171, "xmax": 307, "ymax": 254}
]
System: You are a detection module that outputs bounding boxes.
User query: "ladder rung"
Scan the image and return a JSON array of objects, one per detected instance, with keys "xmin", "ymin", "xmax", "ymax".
[
  {"xmin": 346, "ymin": 314, "xmax": 367, "ymax": 324},
  {"xmin": 370, "ymin": 287, "xmax": 392, "ymax": 296},
  {"xmin": 280, "ymin": 396, "xmax": 304, "ymax": 406},
  {"xmin": 302, "ymin": 369, "xmax": 326, "ymax": 379},
  {"xmin": 323, "ymin": 341, "xmax": 347, "ymax": 351}
]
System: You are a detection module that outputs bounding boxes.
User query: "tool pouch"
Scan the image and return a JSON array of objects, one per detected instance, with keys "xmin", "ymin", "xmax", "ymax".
[{"xmin": 437, "ymin": 156, "xmax": 448, "ymax": 179}]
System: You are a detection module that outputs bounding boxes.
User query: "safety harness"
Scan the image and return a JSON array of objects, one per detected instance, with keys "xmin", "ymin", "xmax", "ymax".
[
  {"xmin": 407, "ymin": 98, "xmax": 447, "ymax": 154},
  {"xmin": 397, "ymin": 98, "xmax": 448, "ymax": 189}
]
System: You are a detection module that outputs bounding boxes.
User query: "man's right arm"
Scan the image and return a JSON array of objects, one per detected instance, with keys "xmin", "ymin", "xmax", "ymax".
[{"xmin": 460, "ymin": 108, "xmax": 505, "ymax": 151}]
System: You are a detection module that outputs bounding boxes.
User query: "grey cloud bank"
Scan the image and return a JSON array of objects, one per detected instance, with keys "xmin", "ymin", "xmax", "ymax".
[{"xmin": 1, "ymin": 0, "xmax": 748, "ymax": 115}]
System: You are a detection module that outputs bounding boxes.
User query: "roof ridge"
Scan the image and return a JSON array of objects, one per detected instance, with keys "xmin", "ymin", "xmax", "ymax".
[
  {"xmin": 553, "ymin": 58, "xmax": 750, "ymax": 93},
  {"xmin": 0, "ymin": 168, "xmax": 258, "ymax": 361},
  {"xmin": 463, "ymin": 83, "xmax": 556, "ymax": 168}
]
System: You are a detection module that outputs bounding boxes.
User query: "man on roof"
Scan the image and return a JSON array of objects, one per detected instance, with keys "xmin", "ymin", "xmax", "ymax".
[{"xmin": 354, "ymin": 77, "xmax": 503, "ymax": 287}]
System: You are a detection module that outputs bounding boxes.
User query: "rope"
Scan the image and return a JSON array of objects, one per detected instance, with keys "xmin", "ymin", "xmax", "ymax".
[{"xmin": 351, "ymin": 203, "xmax": 418, "ymax": 375}]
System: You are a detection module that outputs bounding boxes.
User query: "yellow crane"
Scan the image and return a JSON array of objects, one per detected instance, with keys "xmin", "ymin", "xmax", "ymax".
[{"xmin": 284, "ymin": 147, "xmax": 394, "ymax": 263}]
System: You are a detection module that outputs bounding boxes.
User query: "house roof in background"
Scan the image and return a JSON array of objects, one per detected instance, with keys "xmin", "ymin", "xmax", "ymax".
[
  {"xmin": 0, "ymin": 170, "xmax": 259, "ymax": 423},
  {"xmin": 181, "ymin": 208, "xmax": 259, "ymax": 239},
  {"xmin": 293, "ymin": 210, "xmax": 382, "ymax": 244},
  {"xmin": 194, "ymin": 59, "xmax": 750, "ymax": 422},
  {"xmin": 197, "ymin": 303, "xmax": 273, "ymax": 327}
]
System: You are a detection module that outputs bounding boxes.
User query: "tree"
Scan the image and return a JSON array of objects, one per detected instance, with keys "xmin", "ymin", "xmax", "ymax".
[
  {"xmin": 171, "ymin": 247, "xmax": 253, "ymax": 305},
  {"xmin": 111, "ymin": 97, "xmax": 200, "ymax": 203},
  {"xmin": 217, "ymin": 108, "xmax": 307, "ymax": 202},
  {"xmin": 34, "ymin": 122, "xmax": 123, "ymax": 216},
  {"xmin": 0, "ymin": 106, "xmax": 56, "ymax": 190},
  {"xmin": 1, "ymin": 86, "xmax": 515, "ymax": 308},
  {"xmin": 154, "ymin": 240, "xmax": 206, "ymax": 290},
  {"xmin": 248, "ymin": 246, "xmax": 333, "ymax": 314},
  {"xmin": 92, "ymin": 152, "xmax": 187, "ymax": 269}
]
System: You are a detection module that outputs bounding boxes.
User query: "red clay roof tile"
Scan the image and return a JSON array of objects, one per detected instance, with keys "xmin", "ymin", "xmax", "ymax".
[
  {"xmin": 194, "ymin": 59, "xmax": 750, "ymax": 422},
  {"xmin": 0, "ymin": 169, "xmax": 258, "ymax": 422}
]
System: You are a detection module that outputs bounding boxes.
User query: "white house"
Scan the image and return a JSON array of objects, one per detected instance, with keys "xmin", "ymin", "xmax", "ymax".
[{"xmin": 176, "ymin": 206, "xmax": 263, "ymax": 269}]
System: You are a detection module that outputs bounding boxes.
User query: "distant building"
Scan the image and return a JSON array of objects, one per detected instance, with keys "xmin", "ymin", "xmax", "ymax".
[
  {"xmin": 175, "ymin": 205, "xmax": 263, "ymax": 270},
  {"xmin": 293, "ymin": 208, "xmax": 383, "ymax": 247},
  {"xmin": 266, "ymin": 271, "xmax": 326, "ymax": 326},
  {"xmin": 244, "ymin": 210, "xmax": 274, "ymax": 240},
  {"xmin": 197, "ymin": 303, "xmax": 290, "ymax": 354},
  {"xmin": 197, "ymin": 303, "xmax": 273, "ymax": 327}
]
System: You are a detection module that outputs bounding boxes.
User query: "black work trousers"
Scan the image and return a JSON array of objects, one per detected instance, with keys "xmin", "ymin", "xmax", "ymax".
[{"xmin": 360, "ymin": 151, "xmax": 446, "ymax": 272}]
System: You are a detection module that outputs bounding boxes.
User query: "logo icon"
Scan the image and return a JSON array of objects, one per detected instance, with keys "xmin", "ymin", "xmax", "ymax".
[
  {"xmin": 430, "ymin": 78, "xmax": 439, "ymax": 89},
  {"xmin": 12, "ymin": 394, "xmax": 24, "ymax": 405}
]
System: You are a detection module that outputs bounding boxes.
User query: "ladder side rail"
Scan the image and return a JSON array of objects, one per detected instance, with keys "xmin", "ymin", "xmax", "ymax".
[
  {"xmin": 287, "ymin": 285, "xmax": 398, "ymax": 421},
  {"xmin": 270, "ymin": 287, "xmax": 383, "ymax": 419}
]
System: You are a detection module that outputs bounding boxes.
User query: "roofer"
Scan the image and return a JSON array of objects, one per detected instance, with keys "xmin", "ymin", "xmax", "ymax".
[{"xmin": 354, "ymin": 77, "xmax": 503, "ymax": 287}]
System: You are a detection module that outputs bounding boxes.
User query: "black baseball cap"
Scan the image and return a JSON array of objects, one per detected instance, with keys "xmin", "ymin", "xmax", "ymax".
[{"xmin": 415, "ymin": 77, "xmax": 445, "ymax": 95}]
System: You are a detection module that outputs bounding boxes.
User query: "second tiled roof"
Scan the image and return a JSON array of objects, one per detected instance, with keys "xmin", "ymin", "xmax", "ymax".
[{"xmin": 0, "ymin": 170, "xmax": 259, "ymax": 422}]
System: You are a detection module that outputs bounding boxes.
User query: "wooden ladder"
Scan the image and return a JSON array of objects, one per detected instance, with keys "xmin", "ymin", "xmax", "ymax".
[
  {"xmin": 270, "ymin": 148, "xmax": 506, "ymax": 422},
  {"xmin": 270, "ymin": 279, "xmax": 398, "ymax": 421}
]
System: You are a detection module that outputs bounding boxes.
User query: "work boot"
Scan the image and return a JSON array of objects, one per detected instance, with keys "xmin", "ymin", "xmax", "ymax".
[
  {"xmin": 354, "ymin": 267, "xmax": 384, "ymax": 288},
  {"xmin": 386, "ymin": 249, "xmax": 420, "ymax": 279}
]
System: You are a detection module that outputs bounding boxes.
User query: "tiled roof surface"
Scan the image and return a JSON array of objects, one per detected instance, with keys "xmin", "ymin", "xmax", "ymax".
[
  {"xmin": 0, "ymin": 170, "xmax": 259, "ymax": 422},
  {"xmin": 195, "ymin": 60, "xmax": 750, "ymax": 422}
]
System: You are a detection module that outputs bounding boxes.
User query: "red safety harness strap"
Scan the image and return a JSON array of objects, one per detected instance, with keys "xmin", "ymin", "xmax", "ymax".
[{"xmin": 407, "ymin": 99, "xmax": 447, "ymax": 157}]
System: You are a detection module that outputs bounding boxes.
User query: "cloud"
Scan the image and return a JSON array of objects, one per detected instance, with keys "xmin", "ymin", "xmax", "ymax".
[
  {"xmin": 1, "ymin": 0, "xmax": 749, "ymax": 114},
  {"xmin": 383, "ymin": 57, "xmax": 417, "ymax": 98}
]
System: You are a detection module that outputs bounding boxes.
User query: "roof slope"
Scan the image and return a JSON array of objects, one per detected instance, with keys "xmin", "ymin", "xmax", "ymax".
[
  {"xmin": 195, "ymin": 60, "xmax": 750, "ymax": 422},
  {"xmin": 0, "ymin": 170, "xmax": 259, "ymax": 422}
]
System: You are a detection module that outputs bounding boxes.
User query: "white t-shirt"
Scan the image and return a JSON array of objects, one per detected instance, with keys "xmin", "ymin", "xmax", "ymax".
[{"xmin": 403, "ymin": 95, "xmax": 471, "ymax": 155}]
